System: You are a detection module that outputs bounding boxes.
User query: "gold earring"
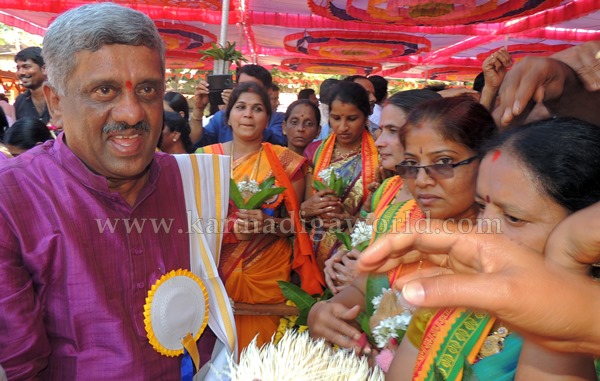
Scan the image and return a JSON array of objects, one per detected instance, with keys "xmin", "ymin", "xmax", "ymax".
[{"xmin": 172, "ymin": 138, "xmax": 177, "ymax": 142}]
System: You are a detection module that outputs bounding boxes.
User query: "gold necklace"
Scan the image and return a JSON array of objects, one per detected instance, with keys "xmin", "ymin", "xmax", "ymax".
[{"xmin": 333, "ymin": 143, "xmax": 361, "ymax": 161}]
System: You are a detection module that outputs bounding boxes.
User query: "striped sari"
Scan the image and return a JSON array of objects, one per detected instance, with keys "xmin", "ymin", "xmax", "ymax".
[{"xmin": 311, "ymin": 130, "xmax": 379, "ymax": 270}]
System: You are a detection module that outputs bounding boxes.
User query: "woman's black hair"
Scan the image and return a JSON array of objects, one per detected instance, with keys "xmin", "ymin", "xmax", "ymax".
[
  {"xmin": 401, "ymin": 96, "xmax": 497, "ymax": 156},
  {"xmin": 3, "ymin": 117, "xmax": 53, "ymax": 149},
  {"xmin": 284, "ymin": 99, "xmax": 321, "ymax": 126},
  {"xmin": 386, "ymin": 89, "xmax": 441, "ymax": 114},
  {"xmin": 224, "ymin": 82, "xmax": 272, "ymax": 122},
  {"xmin": 163, "ymin": 91, "xmax": 190, "ymax": 120},
  {"xmin": 484, "ymin": 117, "xmax": 600, "ymax": 213},
  {"xmin": 328, "ymin": 81, "xmax": 371, "ymax": 121},
  {"xmin": 163, "ymin": 111, "xmax": 194, "ymax": 153}
]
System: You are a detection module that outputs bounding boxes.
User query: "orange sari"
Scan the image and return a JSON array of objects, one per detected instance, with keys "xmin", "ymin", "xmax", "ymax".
[
  {"xmin": 198, "ymin": 143, "xmax": 307, "ymax": 350},
  {"xmin": 311, "ymin": 131, "xmax": 379, "ymax": 270}
]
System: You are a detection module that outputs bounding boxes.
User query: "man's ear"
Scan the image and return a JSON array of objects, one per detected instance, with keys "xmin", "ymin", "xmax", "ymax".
[
  {"xmin": 43, "ymin": 83, "xmax": 63, "ymax": 128},
  {"xmin": 41, "ymin": 64, "xmax": 47, "ymax": 76}
]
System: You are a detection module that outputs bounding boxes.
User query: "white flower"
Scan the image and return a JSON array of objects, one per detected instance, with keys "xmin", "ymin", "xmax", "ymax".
[
  {"xmin": 372, "ymin": 311, "xmax": 412, "ymax": 349},
  {"xmin": 371, "ymin": 288, "xmax": 387, "ymax": 311},
  {"xmin": 318, "ymin": 167, "xmax": 334, "ymax": 183},
  {"xmin": 237, "ymin": 179, "xmax": 260, "ymax": 194},
  {"xmin": 350, "ymin": 221, "xmax": 373, "ymax": 247}
]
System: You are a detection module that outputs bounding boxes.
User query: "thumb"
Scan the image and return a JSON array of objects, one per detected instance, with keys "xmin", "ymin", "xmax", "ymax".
[
  {"xmin": 340, "ymin": 304, "xmax": 362, "ymax": 320},
  {"xmin": 400, "ymin": 274, "xmax": 497, "ymax": 312}
]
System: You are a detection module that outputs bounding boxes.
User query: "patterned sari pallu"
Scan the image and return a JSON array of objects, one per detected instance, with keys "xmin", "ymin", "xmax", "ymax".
[
  {"xmin": 198, "ymin": 142, "xmax": 312, "ymax": 351},
  {"xmin": 311, "ymin": 130, "xmax": 379, "ymax": 269}
]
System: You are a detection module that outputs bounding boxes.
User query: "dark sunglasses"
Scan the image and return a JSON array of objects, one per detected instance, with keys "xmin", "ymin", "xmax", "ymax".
[{"xmin": 395, "ymin": 155, "xmax": 479, "ymax": 179}]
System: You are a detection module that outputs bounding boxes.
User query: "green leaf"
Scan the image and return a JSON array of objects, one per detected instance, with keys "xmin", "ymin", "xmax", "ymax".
[
  {"xmin": 335, "ymin": 232, "xmax": 352, "ymax": 250},
  {"xmin": 244, "ymin": 187, "xmax": 286, "ymax": 210},
  {"xmin": 319, "ymin": 288, "xmax": 334, "ymax": 301},
  {"xmin": 313, "ymin": 179, "xmax": 327, "ymax": 192},
  {"xmin": 229, "ymin": 178, "xmax": 245, "ymax": 209},
  {"xmin": 365, "ymin": 274, "xmax": 390, "ymax": 316},
  {"xmin": 278, "ymin": 281, "xmax": 317, "ymax": 326},
  {"xmin": 356, "ymin": 241, "xmax": 369, "ymax": 252},
  {"xmin": 357, "ymin": 311, "xmax": 372, "ymax": 339},
  {"xmin": 259, "ymin": 176, "xmax": 276, "ymax": 191}
]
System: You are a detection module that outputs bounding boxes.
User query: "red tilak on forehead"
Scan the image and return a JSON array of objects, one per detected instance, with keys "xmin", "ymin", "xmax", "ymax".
[
  {"xmin": 125, "ymin": 80, "xmax": 133, "ymax": 91},
  {"xmin": 492, "ymin": 149, "xmax": 501, "ymax": 162},
  {"xmin": 485, "ymin": 195, "xmax": 490, "ymax": 203}
]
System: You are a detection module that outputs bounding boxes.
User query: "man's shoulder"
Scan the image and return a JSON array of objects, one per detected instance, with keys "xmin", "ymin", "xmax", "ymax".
[{"xmin": 13, "ymin": 91, "xmax": 30, "ymax": 105}]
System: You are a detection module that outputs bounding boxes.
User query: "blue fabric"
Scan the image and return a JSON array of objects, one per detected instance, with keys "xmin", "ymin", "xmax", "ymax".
[
  {"xmin": 315, "ymin": 123, "xmax": 330, "ymax": 141},
  {"xmin": 180, "ymin": 348, "xmax": 194, "ymax": 381},
  {"xmin": 193, "ymin": 110, "xmax": 287, "ymax": 148},
  {"xmin": 472, "ymin": 333, "xmax": 523, "ymax": 381}
]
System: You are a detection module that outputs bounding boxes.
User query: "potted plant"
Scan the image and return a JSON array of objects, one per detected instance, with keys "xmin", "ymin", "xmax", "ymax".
[
  {"xmin": 199, "ymin": 41, "xmax": 248, "ymax": 75},
  {"xmin": 199, "ymin": 41, "xmax": 248, "ymax": 105}
]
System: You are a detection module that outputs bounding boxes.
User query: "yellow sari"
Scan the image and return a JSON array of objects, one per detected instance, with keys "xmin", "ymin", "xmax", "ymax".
[{"xmin": 198, "ymin": 143, "xmax": 307, "ymax": 351}]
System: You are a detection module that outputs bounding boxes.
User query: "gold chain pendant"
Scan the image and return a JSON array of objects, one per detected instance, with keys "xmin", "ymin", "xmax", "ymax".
[{"xmin": 478, "ymin": 326, "xmax": 509, "ymax": 359}]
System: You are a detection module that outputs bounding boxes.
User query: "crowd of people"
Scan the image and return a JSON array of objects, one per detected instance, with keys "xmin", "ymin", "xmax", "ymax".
[{"xmin": 0, "ymin": 2, "xmax": 599, "ymax": 380}]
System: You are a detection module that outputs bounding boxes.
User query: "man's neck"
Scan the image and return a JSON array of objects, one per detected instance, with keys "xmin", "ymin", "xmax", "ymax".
[{"xmin": 107, "ymin": 170, "xmax": 150, "ymax": 207}]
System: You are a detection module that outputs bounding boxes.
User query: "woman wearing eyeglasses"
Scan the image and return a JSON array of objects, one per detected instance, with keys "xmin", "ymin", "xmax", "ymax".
[
  {"xmin": 366, "ymin": 117, "xmax": 600, "ymax": 381},
  {"xmin": 307, "ymin": 96, "xmax": 496, "ymax": 367},
  {"xmin": 322, "ymin": 89, "xmax": 441, "ymax": 294}
]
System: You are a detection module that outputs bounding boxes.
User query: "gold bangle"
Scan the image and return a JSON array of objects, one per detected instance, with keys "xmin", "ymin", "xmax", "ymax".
[{"xmin": 190, "ymin": 113, "xmax": 202, "ymax": 121}]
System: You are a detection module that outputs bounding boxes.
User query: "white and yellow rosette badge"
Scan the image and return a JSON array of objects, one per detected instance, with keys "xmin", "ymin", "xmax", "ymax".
[{"xmin": 144, "ymin": 269, "xmax": 209, "ymax": 360}]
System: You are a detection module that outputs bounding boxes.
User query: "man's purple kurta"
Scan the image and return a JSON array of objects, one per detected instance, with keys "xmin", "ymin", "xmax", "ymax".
[{"xmin": 0, "ymin": 134, "xmax": 215, "ymax": 379}]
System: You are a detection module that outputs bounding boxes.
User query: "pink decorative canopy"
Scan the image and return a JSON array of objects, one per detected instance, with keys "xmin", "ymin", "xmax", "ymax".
[{"xmin": 0, "ymin": 0, "xmax": 598, "ymax": 80}]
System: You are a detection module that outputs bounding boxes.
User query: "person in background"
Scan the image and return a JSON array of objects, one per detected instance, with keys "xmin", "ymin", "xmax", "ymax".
[
  {"xmin": 0, "ymin": 3, "xmax": 236, "ymax": 378},
  {"xmin": 269, "ymin": 84, "xmax": 286, "ymax": 136},
  {"xmin": 3, "ymin": 117, "xmax": 54, "ymax": 157},
  {"xmin": 368, "ymin": 75, "xmax": 388, "ymax": 128},
  {"xmin": 269, "ymin": 83, "xmax": 282, "ymax": 112},
  {"xmin": 0, "ymin": 107, "xmax": 8, "ymax": 142},
  {"xmin": 159, "ymin": 111, "xmax": 194, "ymax": 154},
  {"xmin": 0, "ymin": 93, "xmax": 15, "ymax": 126},
  {"xmin": 315, "ymin": 78, "xmax": 339, "ymax": 141},
  {"xmin": 492, "ymin": 41, "xmax": 600, "ymax": 128},
  {"xmin": 282, "ymin": 99, "xmax": 321, "ymax": 156},
  {"xmin": 298, "ymin": 88, "xmax": 319, "ymax": 106},
  {"xmin": 478, "ymin": 48, "xmax": 512, "ymax": 111},
  {"xmin": 344, "ymin": 75, "xmax": 378, "ymax": 134},
  {"xmin": 163, "ymin": 91, "xmax": 190, "ymax": 120},
  {"xmin": 300, "ymin": 81, "xmax": 379, "ymax": 271},
  {"xmin": 14, "ymin": 47, "xmax": 50, "ymax": 125},
  {"xmin": 193, "ymin": 64, "xmax": 287, "ymax": 148}
]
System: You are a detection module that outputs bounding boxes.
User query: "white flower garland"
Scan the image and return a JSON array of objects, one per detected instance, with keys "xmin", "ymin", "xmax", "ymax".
[
  {"xmin": 237, "ymin": 179, "xmax": 260, "ymax": 194},
  {"xmin": 317, "ymin": 166, "xmax": 334, "ymax": 182},
  {"xmin": 371, "ymin": 288, "xmax": 415, "ymax": 349},
  {"xmin": 350, "ymin": 221, "xmax": 373, "ymax": 248}
]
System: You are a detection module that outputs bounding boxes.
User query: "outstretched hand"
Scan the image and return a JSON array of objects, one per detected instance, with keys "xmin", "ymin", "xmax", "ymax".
[{"xmin": 358, "ymin": 222, "xmax": 600, "ymax": 355}]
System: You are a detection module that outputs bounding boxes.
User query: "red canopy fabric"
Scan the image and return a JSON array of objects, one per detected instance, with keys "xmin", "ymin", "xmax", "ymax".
[{"xmin": 0, "ymin": 0, "xmax": 598, "ymax": 79}]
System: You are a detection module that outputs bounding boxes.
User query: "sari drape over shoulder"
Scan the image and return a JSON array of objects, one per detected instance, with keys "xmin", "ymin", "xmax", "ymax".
[
  {"xmin": 198, "ymin": 143, "xmax": 309, "ymax": 351},
  {"xmin": 311, "ymin": 130, "xmax": 379, "ymax": 270},
  {"xmin": 411, "ymin": 308, "xmax": 523, "ymax": 381}
]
